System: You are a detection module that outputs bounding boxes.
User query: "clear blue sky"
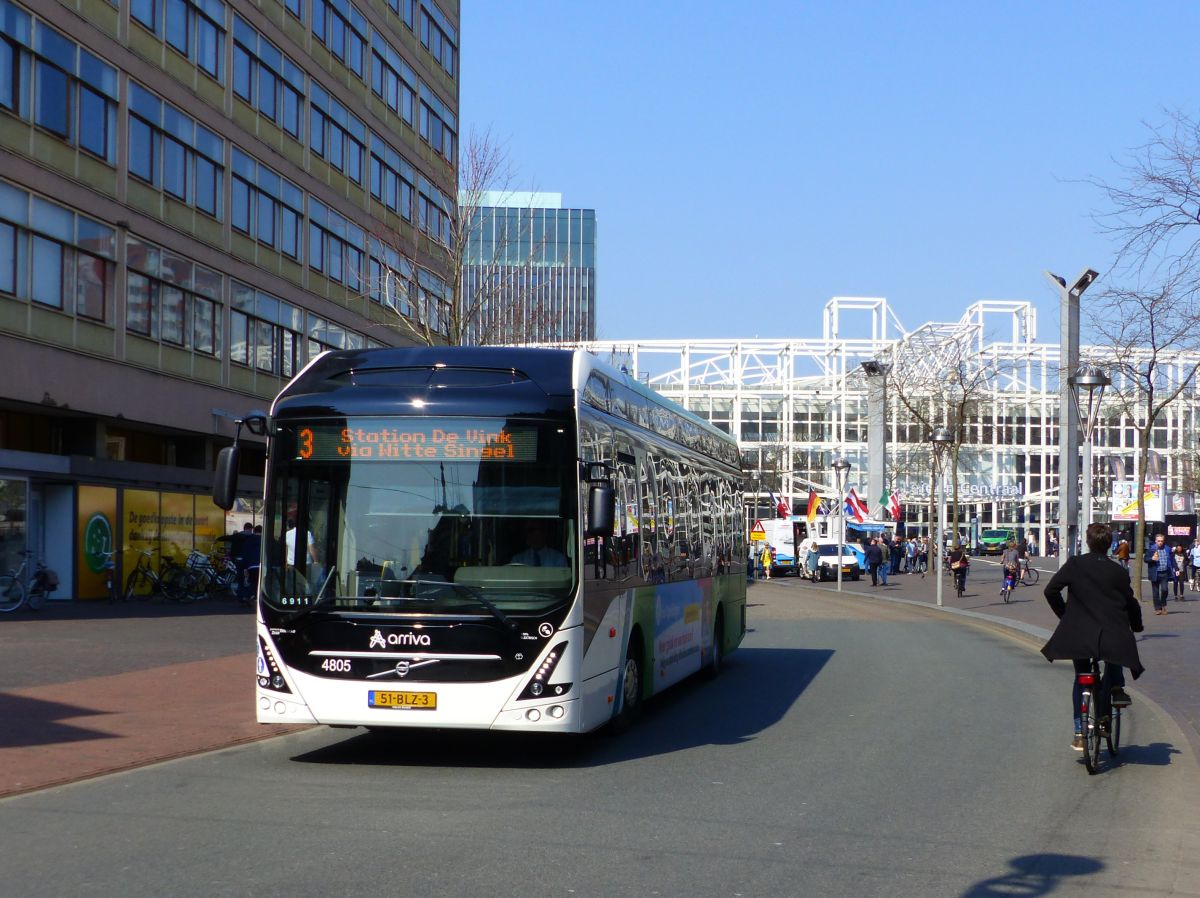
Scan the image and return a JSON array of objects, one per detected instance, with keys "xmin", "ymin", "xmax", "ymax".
[{"xmin": 461, "ymin": 1, "xmax": 1200, "ymax": 342}]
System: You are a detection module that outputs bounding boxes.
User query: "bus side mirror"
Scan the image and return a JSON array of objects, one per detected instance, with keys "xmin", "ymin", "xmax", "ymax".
[
  {"xmin": 213, "ymin": 445, "xmax": 240, "ymax": 510},
  {"xmin": 586, "ymin": 483, "xmax": 615, "ymax": 538}
]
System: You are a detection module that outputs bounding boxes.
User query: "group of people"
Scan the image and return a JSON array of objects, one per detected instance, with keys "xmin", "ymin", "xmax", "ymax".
[{"xmin": 863, "ymin": 534, "xmax": 932, "ymax": 585}]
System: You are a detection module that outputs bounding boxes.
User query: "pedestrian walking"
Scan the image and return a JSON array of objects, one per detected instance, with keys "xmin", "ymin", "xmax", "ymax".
[
  {"xmin": 1148, "ymin": 533, "xmax": 1172, "ymax": 615},
  {"xmin": 1116, "ymin": 537, "xmax": 1130, "ymax": 571},
  {"xmin": 879, "ymin": 538, "xmax": 890, "ymax": 586},
  {"xmin": 1172, "ymin": 543, "xmax": 1187, "ymax": 601},
  {"xmin": 866, "ymin": 538, "xmax": 883, "ymax": 587}
]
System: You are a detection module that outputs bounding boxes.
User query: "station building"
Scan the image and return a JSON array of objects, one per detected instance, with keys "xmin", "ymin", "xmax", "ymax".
[
  {"xmin": 0, "ymin": 0, "xmax": 458, "ymax": 597},
  {"xmin": 580, "ymin": 297, "xmax": 1200, "ymax": 551}
]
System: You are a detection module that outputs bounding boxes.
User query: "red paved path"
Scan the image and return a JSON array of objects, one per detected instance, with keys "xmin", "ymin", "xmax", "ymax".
[{"xmin": 0, "ymin": 653, "xmax": 303, "ymax": 798}]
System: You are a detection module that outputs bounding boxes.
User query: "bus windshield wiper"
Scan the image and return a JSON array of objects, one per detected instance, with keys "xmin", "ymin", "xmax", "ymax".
[{"xmin": 452, "ymin": 583, "xmax": 518, "ymax": 632}]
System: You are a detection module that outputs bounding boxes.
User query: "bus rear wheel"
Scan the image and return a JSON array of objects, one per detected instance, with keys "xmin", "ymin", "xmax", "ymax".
[{"xmin": 704, "ymin": 609, "xmax": 724, "ymax": 679}]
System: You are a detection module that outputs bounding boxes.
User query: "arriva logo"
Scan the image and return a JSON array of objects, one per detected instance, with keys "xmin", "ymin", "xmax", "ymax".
[{"xmin": 368, "ymin": 628, "xmax": 431, "ymax": 649}]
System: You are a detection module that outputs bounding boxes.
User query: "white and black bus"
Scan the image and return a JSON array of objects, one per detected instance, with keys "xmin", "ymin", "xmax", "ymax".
[{"xmin": 214, "ymin": 346, "xmax": 747, "ymax": 733}]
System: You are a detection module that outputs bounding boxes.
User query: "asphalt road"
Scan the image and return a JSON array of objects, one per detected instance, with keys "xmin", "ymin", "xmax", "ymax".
[{"xmin": 3, "ymin": 582, "xmax": 1199, "ymax": 897}]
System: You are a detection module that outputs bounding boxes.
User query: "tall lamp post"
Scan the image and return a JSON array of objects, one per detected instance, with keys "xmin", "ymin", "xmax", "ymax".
[
  {"xmin": 861, "ymin": 360, "xmax": 891, "ymax": 513},
  {"xmin": 1069, "ymin": 365, "xmax": 1110, "ymax": 534},
  {"xmin": 930, "ymin": 427, "xmax": 954, "ymax": 607},
  {"xmin": 832, "ymin": 456, "xmax": 851, "ymax": 592},
  {"xmin": 1045, "ymin": 267, "xmax": 1099, "ymax": 564}
]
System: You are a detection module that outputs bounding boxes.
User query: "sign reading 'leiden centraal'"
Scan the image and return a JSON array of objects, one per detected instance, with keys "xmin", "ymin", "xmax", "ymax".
[{"xmin": 293, "ymin": 422, "xmax": 538, "ymax": 462}]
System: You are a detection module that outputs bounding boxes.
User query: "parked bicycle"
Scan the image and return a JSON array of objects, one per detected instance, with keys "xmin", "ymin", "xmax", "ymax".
[
  {"xmin": 178, "ymin": 547, "xmax": 238, "ymax": 601},
  {"xmin": 102, "ymin": 550, "xmax": 120, "ymax": 604},
  {"xmin": 123, "ymin": 548, "xmax": 189, "ymax": 602},
  {"xmin": 0, "ymin": 550, "xmax": 58, "ymax": 613},
  {"xmin": 1078, "ymin": 659, "xmax": 1122, "ymax": 775}
]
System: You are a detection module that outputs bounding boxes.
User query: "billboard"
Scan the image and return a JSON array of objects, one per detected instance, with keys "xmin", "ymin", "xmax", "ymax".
[{"xmin": 1111, "ymin": 481, "xmax": 1164, "ymax": 522}]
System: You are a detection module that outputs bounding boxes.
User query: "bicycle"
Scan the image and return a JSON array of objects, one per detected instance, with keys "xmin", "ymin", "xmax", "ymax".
[
  {"xmin": 1000, "ymin": 565, "xmax": 1017, "ymax": 604},
  {"xmin": 178, "ymin": 548, "xmax": 238, "ymax": 601},
  {"xmin": 1078, "ymin": 660, "xmax": 1122, "ymax": 775},
  {"xmin": 0, "ymin": 550, "xmax": 57, "ymax": 612},
  {"xmin": 123, "ymin": 548, "xmax": 189, "ymax": 602},
  {"xmin": 1018, "ymin": 557, "xmax": 1039, "ymax": 586},
  {"xmin": 102, "ymin": 550, "xmax": 120, "ymax": 604}
]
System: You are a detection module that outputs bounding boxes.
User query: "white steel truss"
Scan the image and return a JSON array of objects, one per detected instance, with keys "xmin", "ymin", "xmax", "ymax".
[{"xmin": 558, "ymin": 296, "xmax": 1200, "ymax": 545}]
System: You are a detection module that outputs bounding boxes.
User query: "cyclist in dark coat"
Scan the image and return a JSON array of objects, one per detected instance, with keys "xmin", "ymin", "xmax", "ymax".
[{"xmin": 1042, "ymin": 521, "xmax": 1144, "ymax": 750}]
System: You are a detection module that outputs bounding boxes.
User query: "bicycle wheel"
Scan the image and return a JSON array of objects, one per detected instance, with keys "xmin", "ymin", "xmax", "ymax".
[
  {"xmin": 1106, "ymin": 706, "xmax": 1121, "ymax": 757},
  {"xmin": 0, "ymin": 575, "xmax": 25, "ymax": 612},
  {"xmin": 1081, "ymin": 691, "xmax": 1102, "ymax": 775},
  {"xmin": 1023, "ymin": 565, "xmax": 1039, "ymax": 585},
  {"xmin": 124, "ymin": 570, "xmax": 148, "ymax": 602},
  {"xmin": 177, "ymin": 569, "xmax": 208, "ymax": 602},
  {"xmin": 158, "ymin": 565, "xmax": 189, "ymax": 601},
  {"xmin": 1002, "ymin": 584, "xmax": 1011, "ymax": 604}
]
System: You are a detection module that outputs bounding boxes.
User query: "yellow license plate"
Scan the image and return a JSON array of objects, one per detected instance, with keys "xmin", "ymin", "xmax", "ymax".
[{"xmin": 368, "ymin": 690, "xmax": 437, "ymax": 710}]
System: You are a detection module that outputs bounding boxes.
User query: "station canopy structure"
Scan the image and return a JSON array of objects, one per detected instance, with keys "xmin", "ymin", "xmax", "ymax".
[{"xmin": 556, "ymin": 296, "xmax": 1200, "ymax": 544}]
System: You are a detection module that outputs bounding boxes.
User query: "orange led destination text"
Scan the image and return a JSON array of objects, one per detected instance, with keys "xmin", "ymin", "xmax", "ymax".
[{"xmin": 334, "ymin": 426, "xmax": 515, "ymax": 459}]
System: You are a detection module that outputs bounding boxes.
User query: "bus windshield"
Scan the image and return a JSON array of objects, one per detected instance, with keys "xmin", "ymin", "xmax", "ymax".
[{"xmin": 264, "ymin": 416, "xmax": 578, "ymax": 616}]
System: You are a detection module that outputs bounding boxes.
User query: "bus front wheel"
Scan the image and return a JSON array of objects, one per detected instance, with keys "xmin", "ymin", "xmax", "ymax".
[{"xmin": 612, "ymin": 636, "xmax": 644, "ymax": 733}]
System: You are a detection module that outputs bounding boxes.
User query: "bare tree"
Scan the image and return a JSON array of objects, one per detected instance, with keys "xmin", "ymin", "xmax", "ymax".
[
  {"xmin": 1088, "ymin": 278, "xmax": 1200, "ymax": 598},
  {"xmin": 1091, "ymin": 110, "xmax": 1200, "ymax": 290},
  {"xmin": 1087, "ymin": 112, "xmax": 1200, "ymax": 595},
  {"xmin": 885, "ymin": 325, "xmax": 999, "ymax": 547},
  {"xmin": 374, "ymin": 128, "xmax": 588, "ymax": 347}
]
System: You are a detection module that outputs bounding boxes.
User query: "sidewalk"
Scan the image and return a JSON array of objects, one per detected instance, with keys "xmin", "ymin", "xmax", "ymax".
[
  {"xmin": 780, "ymin": 556, "xmax": 1200, "ymax": 759},
  {"xmin": 0, "ymin": 599, "xmax": 302, "ymax": 799}
]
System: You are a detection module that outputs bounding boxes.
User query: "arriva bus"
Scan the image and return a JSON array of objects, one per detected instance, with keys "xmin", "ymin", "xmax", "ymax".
[{"xmin": 213, "ymin": 347, "xmax": 747, "ymax": 733}]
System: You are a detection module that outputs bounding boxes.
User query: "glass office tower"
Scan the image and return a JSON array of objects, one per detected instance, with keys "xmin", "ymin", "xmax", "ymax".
[{"xmin": 463, "ymin": 191, "xmax": 596, "ymax": 344}]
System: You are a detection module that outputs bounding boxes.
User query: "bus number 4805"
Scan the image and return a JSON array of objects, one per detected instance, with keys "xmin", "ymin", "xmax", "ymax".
[{"xmin": 321, "ymin": 658, "xmax": 352, "ymax": 672}]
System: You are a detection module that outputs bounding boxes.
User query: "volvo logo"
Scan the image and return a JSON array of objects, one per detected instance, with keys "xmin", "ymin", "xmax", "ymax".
[
  {"xmin": 368, "ymin": 628, "xmax": 432, "ymax": 649},
  {"xmin": 395, "ymin": 661, "xmax": 410, "ymax": 677}
]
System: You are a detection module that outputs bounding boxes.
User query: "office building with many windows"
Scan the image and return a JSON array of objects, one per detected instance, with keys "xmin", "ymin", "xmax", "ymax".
[
  {"xmin": 463, "ymin": 191, "xmax": 596, "ymax": 344},
  {"xmin": 0, "ymin": 0, "xmax": 458, "ymax": 598}
]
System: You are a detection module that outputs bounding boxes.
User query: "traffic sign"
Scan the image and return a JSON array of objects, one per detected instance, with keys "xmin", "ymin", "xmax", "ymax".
[{"xmin": 750, "ymin": 520, "xmax": 766, "ymax": 541}]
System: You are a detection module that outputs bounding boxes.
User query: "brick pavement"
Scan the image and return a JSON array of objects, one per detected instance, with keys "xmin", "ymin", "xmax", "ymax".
[
  {"xmin": 3, "ymin": 558, "xmax": 1197, "ymax": 799},
  {"xmin": 0, "ymin": 600, "xmax": 302, "ymax": 799}
]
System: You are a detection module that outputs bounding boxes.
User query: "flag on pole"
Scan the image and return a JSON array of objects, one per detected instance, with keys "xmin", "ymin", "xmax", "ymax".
[
  {"xmin": 889, "ymin": 490, "xmax": 902, "ymax": 521},
  {"xmin": 767, "ymin": 490, "xmax": 790, "ymax": 518},
  {"xmin": 844, "ymin": 488, "xmax": 869, "ymax": 523},
  {"xmin": 877, "ymin": 488, "xmax": 891, "ymax": 514},
  {"xmin": 806, "ymin": 489, "xmax": 820, "ymax": 524}
]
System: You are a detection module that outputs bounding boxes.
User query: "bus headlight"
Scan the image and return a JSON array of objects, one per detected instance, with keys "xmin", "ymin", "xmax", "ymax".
[
  {"xmin": 258, "ymin": 637, "xmax": 292, "ymax": 694},
  {"xmin": 517, "ymin": 641, "xmax": 571, "ymax": 701}
]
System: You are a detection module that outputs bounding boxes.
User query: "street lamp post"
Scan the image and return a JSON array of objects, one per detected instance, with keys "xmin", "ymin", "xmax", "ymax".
[
  {"xmin": 1069, "ymin": 365, "xmax": 1110, "ymax": 534},
  {"xmin": 861, "ymin": 360, "xmax": 891, "ymax": 515},
  {"xmin": 930, "ymin": 427, "xmax": 954, "ymax": 607},
  {"xmin": 832, "ymin": 456, "xmax": 851, "ymax": 593},
  {"xmin": 1044, "ymin": 267, "xmax": 1099, "ymax": 565}
]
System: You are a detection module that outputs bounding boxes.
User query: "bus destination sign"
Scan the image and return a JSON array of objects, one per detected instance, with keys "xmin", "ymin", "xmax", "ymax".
[{"xmin": 294, "ymin": 422, "xmax": 537, "ymax": 462}]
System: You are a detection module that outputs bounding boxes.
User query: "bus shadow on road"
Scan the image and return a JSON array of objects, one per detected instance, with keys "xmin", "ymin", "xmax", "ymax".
[
  {"xmin": 288, "ymin": 647, "xmax": 833, "ymax": 769},
  {"xmin": 0, "ymin": 694, "xmax": 113, "ymax": 749}
]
